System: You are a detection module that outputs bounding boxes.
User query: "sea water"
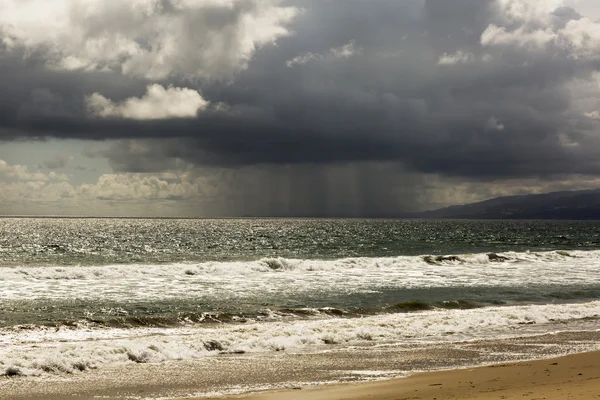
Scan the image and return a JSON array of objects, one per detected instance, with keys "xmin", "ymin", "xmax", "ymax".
[{"xmin": 1, "ymin": 218, "xmax": 600, "ymax": 396}]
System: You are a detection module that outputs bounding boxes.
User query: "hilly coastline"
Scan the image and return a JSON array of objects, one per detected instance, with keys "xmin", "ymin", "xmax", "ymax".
[{"xmin": 412, "ymin": 189, "xmax": 600, "ymax": 219}]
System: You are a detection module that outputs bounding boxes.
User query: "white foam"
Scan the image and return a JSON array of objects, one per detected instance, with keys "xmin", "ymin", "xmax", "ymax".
[
  {"xmin": 0, "ymin": 250, "xmax": 599, "ymax": 301},
  {"xmin": 2, "ymin": 300, "xmax": 600, "ymax": 377}
]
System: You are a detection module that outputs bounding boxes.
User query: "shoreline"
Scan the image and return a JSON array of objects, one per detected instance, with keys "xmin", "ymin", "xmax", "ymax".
[
  {"xmin": 207, "ymin": 350, "xmax": 600, "ymax": 400},
  {"xmin": 4, "ymin": 331, "xmax": 600, "ymax": 400}
]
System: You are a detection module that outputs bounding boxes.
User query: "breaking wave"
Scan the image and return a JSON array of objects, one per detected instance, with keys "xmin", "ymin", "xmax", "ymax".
[
  {"xmin": 2, "ymin": 300, "xmax": 600, "ymax": 377},
  {"xmin": 1, "ymin": 250, "xmax": 599, "ymax": 302},
  {"xmin": 1, "ymin": 249, "xmax": 596, "ymax": 280}
]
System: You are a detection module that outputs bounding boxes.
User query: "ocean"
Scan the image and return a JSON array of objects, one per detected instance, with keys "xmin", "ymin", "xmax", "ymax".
[{"xmin": 1, "ymin": 218, "xmax": 600, "ymax": 398}]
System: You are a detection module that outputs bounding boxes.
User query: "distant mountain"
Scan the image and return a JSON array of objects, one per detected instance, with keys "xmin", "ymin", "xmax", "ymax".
[{"xmin": 410, "ymin": 189, "xmax": 600, "ymax": 219}]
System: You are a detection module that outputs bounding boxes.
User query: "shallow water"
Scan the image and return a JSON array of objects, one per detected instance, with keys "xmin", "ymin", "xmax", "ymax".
[{"xmin": 3, "ymin": 331, "xmax": 600, "ymax": 399}]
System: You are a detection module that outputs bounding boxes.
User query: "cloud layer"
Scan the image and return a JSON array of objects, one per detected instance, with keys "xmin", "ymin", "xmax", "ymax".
[
  {"xmin": 2, "ymin": 0, "xmax": 600, "ymax": 215},
  {"xmin": 0, "ymin": 0, "xmax": 298, "ymax": 81}
]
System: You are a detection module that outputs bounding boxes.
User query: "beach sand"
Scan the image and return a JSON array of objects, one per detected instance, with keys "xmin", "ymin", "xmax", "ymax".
[{"xmin": 211, "ymin": 351, "xmax": 600, "ymax": 400}]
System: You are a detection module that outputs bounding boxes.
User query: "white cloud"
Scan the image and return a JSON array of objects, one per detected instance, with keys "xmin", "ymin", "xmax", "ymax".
[
  {"xmin": 485, "ymin": 116, "xmax": 506, "ymax": 131},
  {"xmin": 78, "ymin": 173, "xmax": 203, "ymax": 201},
  {"xmin": 559, "ymin": 17, "xmax": 600, "ymax": 59},
  {"xmin": 557, "ymin": 132, "xmax": 580, "ymax": 147},
  {"xmin": 438, "ymin": 50, "xmax": 475, "ymax": 65},
  {"xmin": 286, "ymin": 52, "xmax": 322, "ymax": 67},
  {"xmin": 0, "ymin": 160, "xmax": 67, "ymax": 182},
  {"xmin": 86, "ymin": 84, "xmax": 209, "ymax": 120},
  {"xmin": 286, "ymin": 40, "xmax": 360, "ymax": 67},
  {"xmin": 482, "ymin": 0, "xmax": 600, "ymax": 58},
  {"xmin": 0, "ymin": 167, "xmax": 223, "ymax": 216},
  {"xmin": 493, "ymin": 0, "xmax": 563, "ymax": 23},
  {"xmin": 481, "ymin": 24, "xmax": 557, "ymax": 48},
  {"xmin": 0, "ymin": 0, "xmax": 299, "ymax": 81},
  {"xmin": 330, "ymin": 40, "xmax": 361, "ymax": 58},
  {"xmin": 584, "ymin": 110, "xmax": 600, "ymax": 119},
  {"xmin": 0, "ymin": 181, "xmax": 75, "ymax": 205}
]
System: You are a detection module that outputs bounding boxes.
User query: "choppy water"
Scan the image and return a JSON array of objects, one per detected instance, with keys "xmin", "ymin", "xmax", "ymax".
[
  {"xmin": 1, "ymin": 218, "xmax": 600, "ymax": 386},
  {"xmin": 3, "ymin": 218, "xmax": 600, "ymax": 266}
]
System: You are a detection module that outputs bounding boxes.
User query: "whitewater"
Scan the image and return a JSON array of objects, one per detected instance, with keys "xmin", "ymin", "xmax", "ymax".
[{"xmin": 1, "ymin": 250, "xmax": 599, "ymax": 302}]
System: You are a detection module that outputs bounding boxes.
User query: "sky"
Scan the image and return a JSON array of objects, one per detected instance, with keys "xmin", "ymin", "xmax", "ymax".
[{"xmin": 2, "ymin": 0, "xmax": 600, "ymax": 217}]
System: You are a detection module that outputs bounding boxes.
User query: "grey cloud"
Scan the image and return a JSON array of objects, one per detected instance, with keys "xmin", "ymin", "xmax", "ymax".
[
  {"xmin": 41, "ymin": 155, "xmax": 73, "ymax": 170},
  {"xmin": 552, "ymin": 6, "xmax": 582, "ymax": 24},
  {"xmin": 2, "ymin": 0, "xmax": 600, "ymax": 184}
]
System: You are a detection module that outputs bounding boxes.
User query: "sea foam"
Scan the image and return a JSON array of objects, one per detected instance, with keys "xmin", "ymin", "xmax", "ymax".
[
  {"xmin": 2, "ymin": 300, "xmax": 600, "ymax": 377},
  {"xmin": 1, "ymin": 250, "xmax": 599, "ymax": 302}
]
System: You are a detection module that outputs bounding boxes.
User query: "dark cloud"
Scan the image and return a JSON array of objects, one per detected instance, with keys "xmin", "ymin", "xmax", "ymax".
[{"xmin": 1, "ymin": 0, "xmax": 600, "ymax": 184}]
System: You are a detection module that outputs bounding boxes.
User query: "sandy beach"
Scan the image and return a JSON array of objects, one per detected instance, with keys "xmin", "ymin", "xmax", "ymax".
[
  {"xmin": 213, "ymin": 351, "xmax": 600, "ymax": 400},
  {"xmin": 3, "ymin": 346, "xmax": 600, "ymax": 399}
]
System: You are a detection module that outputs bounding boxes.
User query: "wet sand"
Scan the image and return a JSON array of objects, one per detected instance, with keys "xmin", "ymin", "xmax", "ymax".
[{"xmin": 214, "ymin": 351, "xmax": 600, "ymax": 400}]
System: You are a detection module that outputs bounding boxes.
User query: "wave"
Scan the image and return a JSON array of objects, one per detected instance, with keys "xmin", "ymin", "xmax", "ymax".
[
  {"xmin": 6, "ymin": 301, "xmax": 489, "ymax": 330},
  {"xmin": 1, "ymin": 249, "xmax": 595, "ymax": 279},
  {"xmin": 3, "ymin": 300, "xmax": 600, "ymax": 377},
  {"xmin": 2, "ymin": 249, "xmax": 600, "ymax": 302},
  {"xmin": 386, "ymin": 300, "xmax": 483, "ymax": 312}
]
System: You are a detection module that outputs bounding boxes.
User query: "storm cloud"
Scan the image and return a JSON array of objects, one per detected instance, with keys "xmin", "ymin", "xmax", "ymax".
[{"xmin": 2, "ymin": 0, "xmax": 600, "ymax": 216}]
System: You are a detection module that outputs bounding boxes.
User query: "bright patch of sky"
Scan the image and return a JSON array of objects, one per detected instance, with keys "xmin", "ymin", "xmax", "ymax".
[{"xmin": 0, "ymin": 140, "xmax": 111, "ymax": 185}]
